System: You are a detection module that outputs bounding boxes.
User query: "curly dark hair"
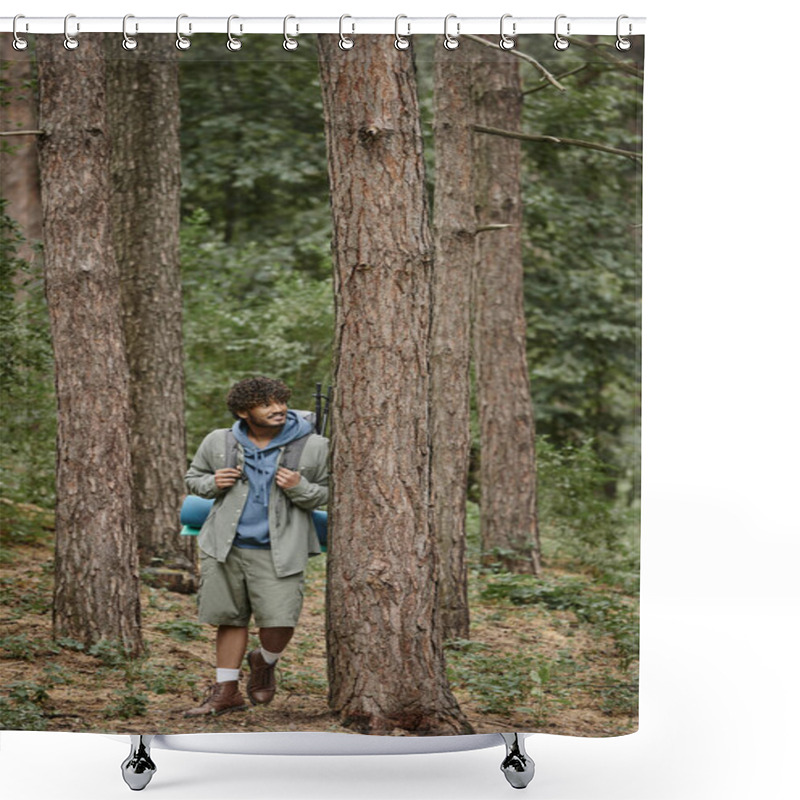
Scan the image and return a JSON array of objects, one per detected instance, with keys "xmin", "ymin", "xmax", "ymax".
[{"xmin": 226, "ymin": 376, "xmax": 292, "ymax": 420}]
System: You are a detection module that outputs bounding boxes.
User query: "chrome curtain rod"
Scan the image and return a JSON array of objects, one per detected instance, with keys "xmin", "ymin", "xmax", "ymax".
[{"xmin": 1, "ymin": 15, "xmax": 646, "ymax": 37}]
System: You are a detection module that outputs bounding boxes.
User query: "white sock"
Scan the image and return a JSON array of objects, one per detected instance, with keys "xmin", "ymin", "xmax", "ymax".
[
  {"xmin": 216, "ymin": 667, "xmax": 240, "ymax": 683},
  {"xmin": 260, "ymin": 648, "xmax": 282, "ymax": 665}
]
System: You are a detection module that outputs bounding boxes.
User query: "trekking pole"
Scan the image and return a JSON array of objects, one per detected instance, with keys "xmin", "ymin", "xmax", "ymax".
[
  {"xmin": 321, "ymin": 385, "xmax": 332, "ymax": 438},
  {"xmin": 314, "ymin": 383, "xmax": 323, "ymax": 435}
]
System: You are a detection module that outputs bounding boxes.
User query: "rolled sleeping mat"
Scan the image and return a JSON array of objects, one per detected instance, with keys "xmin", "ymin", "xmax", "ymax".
[
  {"xmin": 180, "ymin": 495, "xmax": 214, "ymax": 529},
  {"xmin": 312, "ymin": 509, "xmax": 328, "ymax": 549}
]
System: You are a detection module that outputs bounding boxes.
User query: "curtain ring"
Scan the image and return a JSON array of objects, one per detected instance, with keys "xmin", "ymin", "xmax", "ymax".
[
  {"xmin": 394, "ymin": 15, "xmax": 410, "ymax": 50},
  {"xmin": 443, "ymin": 14, "xmax": 460, "ymax": 50},
  {"xmin": 176, "ymin": 14, "xmax": 191, "ymax": 50},
  {"xmin": 499, "ymin": 14, "xmax": 516, "ymax": 50},
  {"xmin": 122, "ymin": 14, "xmax": 138, "ymax": 50},
  {"xmin": 12, "ymin": 15, "xmax": 28, "ymax": 51},
  {"xmin": 554, "ymin": 14, "xmax": 570, "ymax": 50},
  {"xmin": 64, "ymin": 13, "xmax": 79, "ymax": 50},
  {"xmin": 283, "ymin": 16, "xmax": 299, "ymax": 50},
  {"xmin": 616, "ymin": 14, "xmax": 632, "ymax": 51},
  {"xmin": 227, "ymin": 15, "xmax": 243, "ymax": 51},
  {"xmin": 338, "ymin": 15, "xmax": 355, "ymax": 50}
]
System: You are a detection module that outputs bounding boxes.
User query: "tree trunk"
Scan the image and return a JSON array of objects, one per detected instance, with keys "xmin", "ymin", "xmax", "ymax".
[
  {"xmin": 37, "ymin": 36, "xmax": 143, "ymax": 654},
  {"xmin": 105, "ymin": 35, "xmax": 195, "ymax": 589},
  {"xmin": 317, "ymin": 34, "xmax": 472, "ymax": 736},
  {"xmin": 472, "ymin": 42, "xmax": 541, "ymax": 575},
  {"xmin": 430, "ymin": 42, "xmax": 475, "ymax": 642},
  {"xmin": 0, "ymin": 36, "xmax": 42, "ymax": 258}
]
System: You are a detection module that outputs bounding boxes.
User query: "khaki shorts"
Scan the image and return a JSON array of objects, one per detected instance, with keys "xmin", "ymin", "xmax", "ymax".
[{"xmin": 198, "ymin": 547, "xmax": 305, "ymax": 628}]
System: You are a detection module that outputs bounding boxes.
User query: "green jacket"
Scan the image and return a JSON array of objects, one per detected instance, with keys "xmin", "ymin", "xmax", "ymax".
[{"xmin": 185, "ymin": 428, "xmax": 329, "ymax": 577}]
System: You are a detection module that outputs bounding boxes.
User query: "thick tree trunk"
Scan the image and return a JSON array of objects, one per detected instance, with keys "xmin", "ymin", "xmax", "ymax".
[
  {"xmin": 430, "ymin": 42, "xmax": 475, "ymax": 642},
  {"xmin": 105, "ymin": 35, "xmax": 195, "ymax": 589},
  {"xmin": 37, "ymin": 36, "xmax": 143, "ymax": 654},
  {"xmin": 0, "ymin": 36, "xmax": 42, "ymax": 257},
  {"xmin": 472, "ymin": 42, "xmax": 541, "ymax": 575},
  {"xmin": 317, "ymin": 35, "xmax": 472, "ymax": 736}
]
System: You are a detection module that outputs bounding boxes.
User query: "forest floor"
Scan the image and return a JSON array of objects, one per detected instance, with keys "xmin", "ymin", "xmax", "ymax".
[{"xmin": 0, "ymin": 501, "xmax": 638, "ymax": 738}]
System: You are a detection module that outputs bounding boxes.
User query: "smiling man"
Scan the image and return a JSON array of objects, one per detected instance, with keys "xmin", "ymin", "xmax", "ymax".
[{"xmin": 183, "ymin": 376, "xmax": 329, "ymax": 716}]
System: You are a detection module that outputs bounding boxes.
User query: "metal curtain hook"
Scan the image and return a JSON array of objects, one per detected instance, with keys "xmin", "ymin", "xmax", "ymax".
[
  {"xmin": 339, "ymin": 15, "xmax": 355, "ymax": 50},
  {"xmin": 122, "ymin": 14, "xmax": 138, "ymax": 50},
  {"xmin": 499, "ymin": 14, "xmax": 516, "ymax": 50},
  {"xmin": 176, "ymin": 14, "xmax": 191, "ymax": 50},
  {"xmin": 554, "ymin": 14, "xmax": 570, "ymax": 50},
  {"xmin": 12, "ymin": 15, "xmax": 28, "ymax": 51},
  {"xmin": 283, "ymin": 16, "xmax": 299, "ymax": 50},
  {"xmin": 443, "ymin": 14, "xmax": 460, "ymax": 50},
  {"xmin": 227, "ymin": 15, "xmax": 243, "ymax": 51},
  {"xmin": 64, "ymin": 13, "xmax": 79, "ymax": 50},
  {"xmin": 394, "ymin": 15, "xmax": 410, "ymax": 50},
  {"xmin": 616, "ymin": 14, "xmax": 632, "ymax": 51}
]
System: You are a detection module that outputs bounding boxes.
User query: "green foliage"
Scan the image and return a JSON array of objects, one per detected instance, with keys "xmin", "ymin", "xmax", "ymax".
[
  {"xmin": 178, "ymin": 37, "xmax": 331, "ymax": 262},
  {"xmin": 446, "ymin": 640, "xmax": 536, "ymax": 716},
  {"xmin": 0, "ymin": 201, "xmax": 56, "ymax": 507},
  {"xmin": 138, "ymin": 664, "xmax": 194, "ymax": 696},
  {"xmin": 536, "ymin": 436, "xmax": 640, "ymax": 587},
  {"xmin": 0, "ymin": 572, "xmax": 51, "ymax": 619},
  {"xmin": 0, "ymin": 633, "xmax": 61, "ymax": 662},
  {"xmin": 517, "ymin": 40, "xmax": 643, "ymax": 495},
  {"xmin": 155, "ymin": 619, "xmax": 205, "ymax": 642},
  {"xmin": 0, "ymin": 681, "xmax": 51, "ymax": 730},
  {"xmin": 88, "ymin": 638, "xmax": 139, "ymax": 668},
  {"xmin": 103, "ymin": 689, "xmax": 149, "ymax": 720},
  {"xmin": 481, "ymin": 573, "xmax": 639, "ymax": 669},
  {"xmin": 0, "ymin": 501, "xmax": 54, "ymax": 550},
  {"xmin": 181, "ymin": 209, "xmax": 334, "ymax": 450}
]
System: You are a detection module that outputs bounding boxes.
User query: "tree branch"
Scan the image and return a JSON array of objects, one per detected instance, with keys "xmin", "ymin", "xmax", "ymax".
[
  {"xmin": 476, "ymin": 224, "xmax": 513, "ymax": 233},
  {"xmin": 523, "ymin": 64, "xmax": 593, "ymax": 95},
  {"xmin": 460, "ymin": 34, "xmax": 567, "ymax": 92},
  {"xmin": 473, "ymin": 124, "xmax": 642, "ymax": 162},
  {"xmin": 561, "ymin": 37, "xmax": 644, "ymax": 80},
  {"xmin": 0, "ymin": 130, "xmax": 43, "ymax": 137}
]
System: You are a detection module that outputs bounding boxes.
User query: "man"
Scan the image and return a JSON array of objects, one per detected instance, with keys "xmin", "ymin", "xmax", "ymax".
[{"xmin": 184, "ymin": 376, "xmax": 329, "ymax": 716}]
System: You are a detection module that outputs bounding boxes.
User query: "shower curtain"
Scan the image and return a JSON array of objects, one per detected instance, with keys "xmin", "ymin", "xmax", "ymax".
[{"xmin": 0, "ymin": 25, "xmax": 643, "ymax": 743}]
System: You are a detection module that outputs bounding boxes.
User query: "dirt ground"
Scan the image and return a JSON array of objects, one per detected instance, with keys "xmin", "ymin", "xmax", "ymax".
[{"xmin": 0, "ymin": 517, "xmax": 638, "ymax": 738}]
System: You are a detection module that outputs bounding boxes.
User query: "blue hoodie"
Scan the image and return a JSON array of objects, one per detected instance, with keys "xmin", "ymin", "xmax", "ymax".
[{"xmin": 231, "ymin": 410, "xmax": 313, "ymax": 549}]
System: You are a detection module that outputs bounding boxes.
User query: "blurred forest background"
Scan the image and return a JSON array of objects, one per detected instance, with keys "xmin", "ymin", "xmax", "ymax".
[{"xmin": 1, "ymin": 34, "xmax": 642, "ymax": 735}]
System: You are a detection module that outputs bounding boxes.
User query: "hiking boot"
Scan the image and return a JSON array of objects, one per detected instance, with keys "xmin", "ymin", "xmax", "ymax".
[
  {"xmin": 184, "ymin": 680, "xmax": 247, "ymax": 717},
  {"xmin": 246, "ymin": 649, "xmax": 277, "ymax": 705}
]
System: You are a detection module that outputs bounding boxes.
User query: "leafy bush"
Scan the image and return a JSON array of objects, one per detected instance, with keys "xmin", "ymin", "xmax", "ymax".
[
  {"xmin": 88, "ymin": 638, "xmax": 137, "ymax": 667},
  {"xmin": 536, "ymin": 436, "xmax": 640, "ymax": 587},
  {"xmin": 0, "ymin": 633, "xmax": 61, "ymax": 662},
  {"xmin": 0, "ymin": 203, "xmax": 56, "ymax": 507},
  {"xmin": 103, "ymin": 689, "xmax": 149, "ymax": 720},
  {"xmin": 0, "ymin": 681, "xmax": 51, "ymax": 730},
  {"xmin": 155, "ymin": 619, "xmax": 205, "ymax": 642},
  {"xmin": 481, "ymin": 573, "xmax": 639, "ymax": 670},
  {"xmin": 446, "ymin": 641, "xmax": 536, "ymax": 716}
]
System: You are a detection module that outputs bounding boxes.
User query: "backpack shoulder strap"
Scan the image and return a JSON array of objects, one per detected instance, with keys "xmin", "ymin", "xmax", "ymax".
[
  {"xmin": 224, "ymin": 429, "xmax": 238, "ymax": 469},
  {"xmin": 280, "ymin": 432, "xmax": 313, "ymax": 472}
]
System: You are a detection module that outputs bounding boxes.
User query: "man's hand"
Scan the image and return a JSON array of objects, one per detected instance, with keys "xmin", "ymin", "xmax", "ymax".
[
  {"xmin": 214, "ymin": 467, "xmax": 242, "ymax": 489},
  {"xmin": 276, "ymin": 467, "xmax": 301, "ymax": 490}
]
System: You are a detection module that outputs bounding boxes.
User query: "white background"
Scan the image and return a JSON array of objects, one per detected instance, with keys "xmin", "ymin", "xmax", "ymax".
[{"xmin": 2, "ymin": 1, "xmax": 799, "ymax": 798}]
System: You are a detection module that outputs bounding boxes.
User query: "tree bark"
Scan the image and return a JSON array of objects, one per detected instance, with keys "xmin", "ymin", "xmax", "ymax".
[
  {"xmin": 472, "ymin": 41, "xmax": 542, "ymax": 575},
  {"xmin": 37, "ymin": 36, "xmax": 142, "ymax": 653},
  {"xmin": 430, "ymin": 42, "xmax": 475, "ymax": 642},
  {"xmin": 317, "ymin": 35, "xmax": 472, "ymax": 735},
  {"xmin": 105, "ymin": 35, "xmax": 195, "ymax": 588}
]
